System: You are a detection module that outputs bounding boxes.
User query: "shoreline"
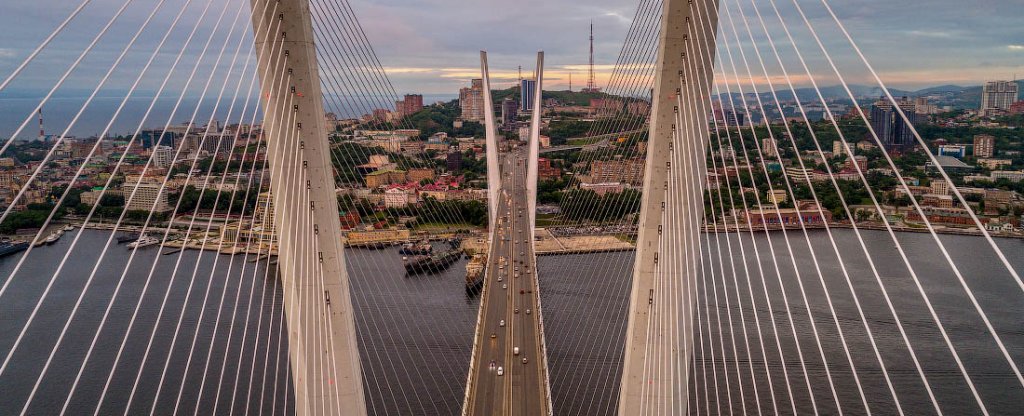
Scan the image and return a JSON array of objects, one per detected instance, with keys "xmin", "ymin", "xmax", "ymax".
[
  {"xmin": 5, "ymin": 219, "xmax": 1020, "ymax": 261},
  {"xmin": 701, "ymin": 221, "xmax": 1024, "ymax": 240}
]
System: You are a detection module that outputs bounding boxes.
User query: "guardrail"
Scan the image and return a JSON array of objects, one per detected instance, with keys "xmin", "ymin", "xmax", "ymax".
[
  {"xmin": 460, "ymin": 237, "xmax": 495, "ymax": 416},
  {"xmin": 530, "ymin": 230, "xmax": 555, "ymax": 415}
]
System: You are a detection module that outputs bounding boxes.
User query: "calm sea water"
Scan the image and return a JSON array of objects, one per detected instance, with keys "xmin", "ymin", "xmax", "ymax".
[{"xmin": 0, "ymin": 228, "xmax": 1022, "ymax": 415}]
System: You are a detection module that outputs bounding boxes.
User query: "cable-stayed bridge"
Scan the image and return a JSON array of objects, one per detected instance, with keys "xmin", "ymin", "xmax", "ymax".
[{"xmin": 0, "ymin": 0, "xmax": 1022, "ymax": 415}]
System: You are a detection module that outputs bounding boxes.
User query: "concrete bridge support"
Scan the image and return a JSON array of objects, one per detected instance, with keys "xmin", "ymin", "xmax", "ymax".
[
  {"xmin": 618, "ymin": 0, "xmax": 719, "ymax": 414},
  {"xmin": 249, "ymin": 1, "xmax": 367, "ymax": 415}
]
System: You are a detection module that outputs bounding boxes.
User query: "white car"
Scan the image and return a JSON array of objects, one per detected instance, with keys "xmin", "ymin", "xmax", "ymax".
[
  {"xmin": 502, "ymin": 283, "xmax": 507, "ymax": 289},
  {"xmin": 499, "ymin": 319, "xmax": 505, "ymax": 327},
  {"xmin": 513, "ymin": 346, "xmax": 520, "ymax": 356},
  {"xmin": 497, "ymin": 366, "xmax": 504, "ymax": 376}
]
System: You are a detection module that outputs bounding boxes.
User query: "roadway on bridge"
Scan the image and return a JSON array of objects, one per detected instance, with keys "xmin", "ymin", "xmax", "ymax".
[{"xmin": 465, "ymin": 149, "xmax": 549, "ymax": 416}]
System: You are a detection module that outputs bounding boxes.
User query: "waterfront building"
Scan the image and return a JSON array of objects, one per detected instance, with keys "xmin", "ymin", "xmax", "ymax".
[
  {"xmin": 744, "ymin": 201, "xmax": 832, "ymax": 227},
  {"xmin": 124, "ymin": 182, "xmax": 170, "ymax": 213}
]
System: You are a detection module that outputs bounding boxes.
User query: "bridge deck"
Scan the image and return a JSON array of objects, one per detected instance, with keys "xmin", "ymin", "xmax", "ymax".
[{"xmin": 465, "ymin": 150, "xmax": 549, "ymax": 416}]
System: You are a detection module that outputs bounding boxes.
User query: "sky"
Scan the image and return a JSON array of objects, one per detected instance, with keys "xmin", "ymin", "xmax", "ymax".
[
  {"xmin": 0, "ymin": 0, "xmax": 1021, "ymax": 135},
  {"xmin": 328, "ymin": 0, "xmax": 1024, "ymax": 94}
]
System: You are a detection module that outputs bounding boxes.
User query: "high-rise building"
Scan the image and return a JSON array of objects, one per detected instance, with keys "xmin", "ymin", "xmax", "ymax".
[
  {"xmin": 588, "ymin": 159, "xmax": 646, "ymax": 186},
  {"xmin": 521, "ymin": 78, "xmax": 537, "ymax": 112},
  {"xmin": 124, "ymin": 182, "xmax": 170, "ymax": 213},
  {"xmin": 446, "ymin": 148, "xmax": 463, "ymax": 173},
  {"xmin": 501, "ymin": 97, "xmax": 518, "ymax": 126},
  {"xmin": 723, "ymin": 109, "xmax": 745, "ymax": 126},
  {"xmin": 833, "ymin": 140, "xmax": 846, "ymax": 157},
  {"xmin": 869, "ymin": 96, "xmax": 918, "ymax": 151},
  {"xmin": 459, "ymin": 79, "xmax": 485, "ymax": 121},
  {"xmin": 974, "ymin": 134, "xmax": 995, "ymax": 158},
  {"xmin": 762, "ymin": 138, "xmax": 778, "ymax": 158},
  {"xmin": 980, "ymin": 81, "xmax": 1019, "ymax": 116},
  {"xmin": 152, "ymin": 145, "xmax": 176, "ymax": 169},
  {"xmin": 394, "ymin": 94, "xmax": 424, "ymax": 117}
]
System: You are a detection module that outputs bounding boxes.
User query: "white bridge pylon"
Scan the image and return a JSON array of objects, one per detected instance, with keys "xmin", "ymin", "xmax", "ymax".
[
  {"xmin": 480, "ymin": 51, "xmax": 502, "ymax": 241},
  {"xmin": 618, "ymin": 0, "xmax": 719, "ymax": 414},
  {"xmin": 249, "ymin": 1, "xmax": 367, "ymax": 415},
  {"xmin": 480, "ymin": 51, "xmax": 544, "ymax": 247}
]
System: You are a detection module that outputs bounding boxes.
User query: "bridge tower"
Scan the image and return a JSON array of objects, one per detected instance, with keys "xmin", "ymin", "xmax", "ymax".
[
  {"xmin": 618, "ymin": 0, "xmax": 719, "ymax": 414},
  {"xmin": 249, "ymin": 1, "xmax": 367, "ymax": 415},
  {"xmin": 480, "ymin": 52, "xmax": 502, "ymax": 237}
]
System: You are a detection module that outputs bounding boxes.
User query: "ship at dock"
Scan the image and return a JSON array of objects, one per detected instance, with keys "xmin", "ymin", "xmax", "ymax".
[
  {"xmin": 0, "ymin": 239, "xmax": 30, "ymax": 258},
  {"xmin": 117, "ymin": 232, "xmax": 141, "ymax": 244},
  {"xmin": 404, "ymin": 248, "xmax": 463, "ymax": 275},
  {"xmin": 398, "ymin": 241, "xmax": 433, "ymax": 255},
  {"xmin": 465, "ymin": 254, "xmax": 486, "ymax": 289}
]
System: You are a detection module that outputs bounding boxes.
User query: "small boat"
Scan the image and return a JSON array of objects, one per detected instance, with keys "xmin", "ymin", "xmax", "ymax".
[
  {"xmin": 127, "ymin": 235, "xmax": 160, "ymax": 249},
  {"xmin": 43, "ymin": 231, "xmax": 62, "ymax": 245},
  {"xmin": 34, "ymin": 229, "xmax": 64, "ymax": 247}
]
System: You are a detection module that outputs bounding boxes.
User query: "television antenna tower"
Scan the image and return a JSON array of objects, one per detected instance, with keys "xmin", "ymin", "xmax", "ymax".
[{"xmin": 586, "ymin": 21, "xmax": 597, "ymax": 92}]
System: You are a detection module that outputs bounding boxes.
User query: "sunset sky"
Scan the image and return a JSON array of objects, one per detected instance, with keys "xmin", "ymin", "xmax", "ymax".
[{"xmin": 0, "ymin": 0, "xmax": 1021, "ymax": 97}]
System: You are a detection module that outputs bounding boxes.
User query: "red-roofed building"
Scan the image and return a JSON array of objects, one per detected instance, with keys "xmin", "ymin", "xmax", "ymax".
[{"xmin": 339, "ymin": 212, "xmax": 361, "ymax": 229}]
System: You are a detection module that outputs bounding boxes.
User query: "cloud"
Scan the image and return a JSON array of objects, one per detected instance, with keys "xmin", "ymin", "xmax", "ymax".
[
  {"xmin": 906, "ymin": 30, "xmax": 955, "ymax": 38},
  {"xmin": 2, "ymin": 0, "xmax": 1023, "ymax": 97}
]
